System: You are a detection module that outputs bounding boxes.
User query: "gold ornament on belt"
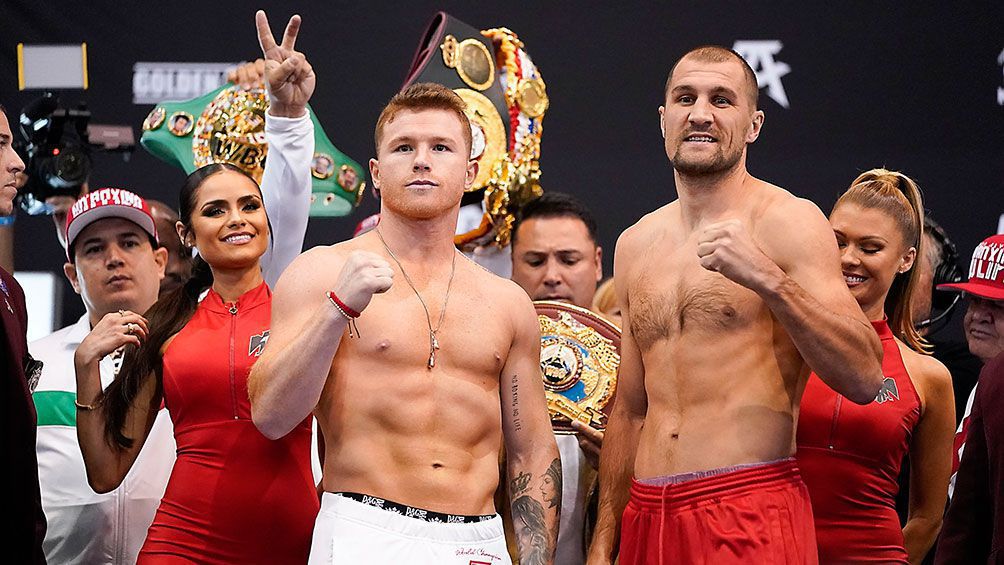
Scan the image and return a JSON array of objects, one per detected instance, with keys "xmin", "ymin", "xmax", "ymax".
[
  {"xmin": 535, "ymin": 301, "xmax": 620, "ymax": 433},
  {"xmin": 192, "ymin": 86, "xmax": 270, "ymax": 183},
  {"xmin": 441, "ymin": 35, "xmax": 495, "ymax": 91},
  {"xmin": 464, "ymin": 27, "xmax": 547, "ymax": 249},
  {"xmin": 454, "ymin": 89, "xmax": 506, "ymax": 190}
]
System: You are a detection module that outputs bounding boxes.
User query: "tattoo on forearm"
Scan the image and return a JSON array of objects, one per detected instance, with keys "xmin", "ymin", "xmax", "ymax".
[
  {"xmin": 543, "ymin": 457, "xmax": 562, "ymax": 510},
  {"xmin": 510, "ymin": 458, "xmax": 562, "ymax": 565},
  {"xmin": 510, "ymin": 373, "xmax": 522, "ymax": 431},
  {"xmin": 512, "ymin": 493, "xmax": 550, "ymax": 565},
  {"xmin": 511, "ymin": 471, "xmax": 531, "ymax": 496}
]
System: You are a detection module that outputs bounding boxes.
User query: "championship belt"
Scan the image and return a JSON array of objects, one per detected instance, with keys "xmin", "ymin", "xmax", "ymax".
[
  {"xmin": 534, "ymin": 301, "xmax": 620, "ymax": 433},
  {"xmin": 140, "ymin": 83, "xmax": 366, "ymax": 217},
  {"xmin": 402, "ymin": 13, "xmax": 547, "ymax": 249}
]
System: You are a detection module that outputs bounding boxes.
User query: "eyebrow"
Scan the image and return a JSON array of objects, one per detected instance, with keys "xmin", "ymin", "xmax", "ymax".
[
  {"xmin": 834, "ymin": 230, "xmax": 889, "ymax": 243},
  {"xmin": 670, "ymin": 84, "xmax": 740, "ymax": 99},
  {"xmin": 79, "ymin": 230, "xmax": 143, "ymax": 248},
  {"xmin": 200, "ymin": 194, "xmax": 262, "ymax": 209},
  {"xmin": 385, "ymin": 134, "xmax": 456, "ymax": 146},
  {"xmin": 522, "ymin": 249, "xmax": 585, "ymax": 257}
]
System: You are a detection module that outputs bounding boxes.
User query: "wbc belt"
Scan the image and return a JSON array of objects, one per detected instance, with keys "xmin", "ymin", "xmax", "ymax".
[
  {"xmin": 140, "ymin": 83, "xmax": 366, "ymax": 218},
  {"xmin": 534, "ymin": 301, "xmax": 620, "ymax": 433}
]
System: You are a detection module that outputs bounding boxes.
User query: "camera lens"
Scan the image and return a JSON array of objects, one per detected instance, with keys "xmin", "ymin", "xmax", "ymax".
[
  {"xmin": 53, "ymin": 147, "xmax": 89, "ymax": 184},
  {"xmin": 42, "ymin": 145, "xmax": 91, "ymax": 189}
]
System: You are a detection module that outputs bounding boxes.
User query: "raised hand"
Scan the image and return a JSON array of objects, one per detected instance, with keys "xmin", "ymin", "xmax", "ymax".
[
  {"xmin": 74, "ymin": 310, "xmax": 149, "ymax": 367},
  {"xmin": 696, "ymin": 219, "xmax": 782, "ymax": 292},
  {"xmin": 331, "ymin": 251, "xmax": 394, "ymax": 315},
  {"xmin": 227, "ymin": 59, "xmax": 266, "ymax": 89},
  {"xmin": 255, "ymin": 10, "xmax": 315, "ymax": 117}
]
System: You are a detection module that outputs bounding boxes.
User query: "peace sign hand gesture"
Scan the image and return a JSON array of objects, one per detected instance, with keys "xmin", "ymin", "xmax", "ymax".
[{"xmin": 256, "ymin": 10, "xmax": 315, "ymax": 118}]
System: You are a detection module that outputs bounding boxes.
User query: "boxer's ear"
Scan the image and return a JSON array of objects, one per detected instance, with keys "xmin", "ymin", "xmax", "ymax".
[
  {"xmin": 369, "ymin": 157, "xmax": 381, "ymax": 191},
  {"xmin": 658, "ymin": 106, "xmax": 666, "ymax": 139},
  {"xmin": 747, "ymin": 110, "xmax": 765, "ymax": 143}
]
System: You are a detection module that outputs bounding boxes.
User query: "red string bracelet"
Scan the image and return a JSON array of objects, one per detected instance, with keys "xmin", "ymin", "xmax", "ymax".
[{"xmin": 326, "ymin": 291, "xmax": 361, "ymax": 338}]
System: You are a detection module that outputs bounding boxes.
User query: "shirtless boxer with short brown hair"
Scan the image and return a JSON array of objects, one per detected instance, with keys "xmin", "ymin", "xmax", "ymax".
[
  {"xmin": 586, "ymin": 46, "xmax": 885, "ymax": 564},
  {"xmin": 249, "ymin": 80, "xmax": 559, "ymax": 565}
]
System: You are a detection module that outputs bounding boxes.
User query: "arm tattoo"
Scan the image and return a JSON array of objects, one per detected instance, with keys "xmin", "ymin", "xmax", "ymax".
[
  {"xmin": 510, "ymin": 373, "xmax": 522, "ymax": 431},
  {"xmin": 512, "ymin": 493, "xmax": 550, "ymax": 565},
  {"xmin": 510, "ymin": 457, "xmax": 562, "ymax": 565},
  {"xmin": 543, "ymin": 457, "xmax": 562, "ymax": 510}
]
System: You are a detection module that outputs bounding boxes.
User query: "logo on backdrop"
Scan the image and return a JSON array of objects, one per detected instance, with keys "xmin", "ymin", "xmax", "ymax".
[
  {"xmin": 732, "ymin": 40, "xmax": 791, "ymax": 109},
  {"xmin": 997, "ymin": 47, "xmax": 1004, "ymax": 106},
  {"xmin": 132, "ymin": 62, "xmax": 241, "ymax": 104}
]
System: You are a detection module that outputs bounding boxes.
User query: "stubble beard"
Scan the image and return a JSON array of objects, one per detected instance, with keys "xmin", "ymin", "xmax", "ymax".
[{"xmin": 668, "ymin": 140, "xmax": 744, "ymax": 177}]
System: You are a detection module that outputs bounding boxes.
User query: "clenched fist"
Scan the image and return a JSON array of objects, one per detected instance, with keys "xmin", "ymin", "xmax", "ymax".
[
  {"xmin": 696, "ymin": 219, "xmax": 782, "ymax": 292},
  {"xmin": 331, "ymin": 251, "xmax": 394, "ymax": 315}
]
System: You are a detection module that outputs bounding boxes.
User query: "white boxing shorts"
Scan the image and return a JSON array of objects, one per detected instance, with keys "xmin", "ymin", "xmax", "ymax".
[{"xmin": 308, "ymin": 492, "xmax": 511, "ymax": 564}]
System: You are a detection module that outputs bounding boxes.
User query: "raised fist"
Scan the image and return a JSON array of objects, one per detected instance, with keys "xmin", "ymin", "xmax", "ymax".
[
  {"xmin": 696, "ymin": 219, "xmax": 780, "ymax": 292},
  {"xmin": 331, "ymin": 251, "xmax": 394, "ymax": 315},
  {"xmin": 255, "ymin": 10, "xmax": 315, "ymax": 117}
]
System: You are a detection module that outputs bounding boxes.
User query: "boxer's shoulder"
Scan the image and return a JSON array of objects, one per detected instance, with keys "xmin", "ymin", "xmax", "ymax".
[{"xmin": 617, "ymin": 202, "xmax": 679, "ymax": 255}]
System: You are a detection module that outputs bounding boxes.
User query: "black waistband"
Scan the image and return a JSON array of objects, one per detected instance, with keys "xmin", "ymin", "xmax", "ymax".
[{"xmin": 331, "ymin": 492, "xmax": 496, "ymax": 524}]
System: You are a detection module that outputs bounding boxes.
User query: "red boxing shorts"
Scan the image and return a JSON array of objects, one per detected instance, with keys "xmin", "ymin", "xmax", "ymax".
[{"xmin": 619, "ymin": 458, "xmax": 817, "ymax": 565}]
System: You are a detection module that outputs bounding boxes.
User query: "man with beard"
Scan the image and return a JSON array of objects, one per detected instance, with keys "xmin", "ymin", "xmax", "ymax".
[{"xmin": 586, "ymin": 46, "xmax": 884, "ymax": 564}]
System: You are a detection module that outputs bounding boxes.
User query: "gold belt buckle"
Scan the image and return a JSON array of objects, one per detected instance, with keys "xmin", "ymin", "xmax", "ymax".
[{"xmin": 534, "ymin": 301, "xmax": 621, "ymax": 433}]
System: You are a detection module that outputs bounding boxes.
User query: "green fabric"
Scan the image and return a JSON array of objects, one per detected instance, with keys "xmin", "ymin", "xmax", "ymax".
[
  {"xmin": 33, "ymin": 390, "xmax": 77, "ymax": 427},
  {"xmin": 139, "ymin": 83, "xmax": 364, "ymax": 217}
]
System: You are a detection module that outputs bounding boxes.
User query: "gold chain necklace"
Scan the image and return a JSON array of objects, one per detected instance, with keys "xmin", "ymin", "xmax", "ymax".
[{"xmin": 376, "ymin": 229, "xmax": 457, "ymax": 369}]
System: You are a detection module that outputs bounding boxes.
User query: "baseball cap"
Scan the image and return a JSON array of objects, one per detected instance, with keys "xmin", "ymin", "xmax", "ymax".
[
  {"xmin": 937, "ymin": 234, "xmax": 1004, "ymax": 300},
  {"xmin": 64, "ymin": 187, "xmax": 159, "ymax": 261}
]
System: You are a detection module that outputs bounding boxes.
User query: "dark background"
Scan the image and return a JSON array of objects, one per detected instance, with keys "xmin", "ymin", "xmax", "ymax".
[{"xmin": 2, "ymin": 0, "xmax": 1002, "ymax": 330}]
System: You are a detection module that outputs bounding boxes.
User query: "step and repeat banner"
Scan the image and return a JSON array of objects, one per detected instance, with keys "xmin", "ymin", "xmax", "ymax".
[{"xmin": 1, "ymin": 0, "xmax": 1001, "ymax": 326}]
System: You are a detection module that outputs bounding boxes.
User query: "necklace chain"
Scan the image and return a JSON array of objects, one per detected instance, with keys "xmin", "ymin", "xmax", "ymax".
[{"xmin": 376, "ymin": 229, "xmax": 457, "ymax": 369}]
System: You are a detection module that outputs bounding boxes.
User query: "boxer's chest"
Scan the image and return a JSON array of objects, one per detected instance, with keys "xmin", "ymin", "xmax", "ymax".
[{"xmin": 627, "ymin": 234, "xmax": 767, "ymax": 351}]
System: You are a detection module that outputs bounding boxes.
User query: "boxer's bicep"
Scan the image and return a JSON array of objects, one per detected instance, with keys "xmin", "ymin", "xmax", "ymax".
[
  {"xmin": 765, "ymin": 198, "xmax": 867, "ymax": 323},
  {"xmin": 499, "ymin": 287, "xmax": 552, "ymax": 450},
  {"xmin": 267, "ymin": 248, "xmax": 342, "ymax": 352}
]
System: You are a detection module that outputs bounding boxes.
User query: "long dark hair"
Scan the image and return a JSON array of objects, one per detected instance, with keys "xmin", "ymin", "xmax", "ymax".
[{"xmin": 103, "ymin": 163, "xmax": 259, "ymax": 448}]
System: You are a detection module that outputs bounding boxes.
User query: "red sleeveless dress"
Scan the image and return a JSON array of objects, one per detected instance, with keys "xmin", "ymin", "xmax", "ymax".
[
  {"xmin": 796, "ymin": 319, "xmax": 921, "ymax": 563},
  {"xmin": 139, "ymin": 282, "xmax": 318, "ymax": 564}
]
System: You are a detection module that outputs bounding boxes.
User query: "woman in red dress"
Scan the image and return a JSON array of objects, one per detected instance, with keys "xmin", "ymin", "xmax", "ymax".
[
  {"xmin": 74, "ymin": 163, "xmax": 318, "ymax": 564},
  {"xmin": 796, "ymin": 169, "xmax": 956, "ymax": 563}
]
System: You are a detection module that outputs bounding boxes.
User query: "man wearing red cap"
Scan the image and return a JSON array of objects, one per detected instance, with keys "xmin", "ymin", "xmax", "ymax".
[
  {"xmin": 934, "ymin": 234, "xmax": 1004, "ymax": 564},
  {"xmin": 30, "ymin": 187, "xmax": 178, "ymax": 565}
]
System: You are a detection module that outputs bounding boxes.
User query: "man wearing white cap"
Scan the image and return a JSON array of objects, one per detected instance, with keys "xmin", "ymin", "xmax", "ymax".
[
  {"xmin": 30, "ymin": 187, "xmax": 178, "ymax": 565},
  {"xmin": 935, "ymin": 234, "xmax": 1004, "ymax": 564}
]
